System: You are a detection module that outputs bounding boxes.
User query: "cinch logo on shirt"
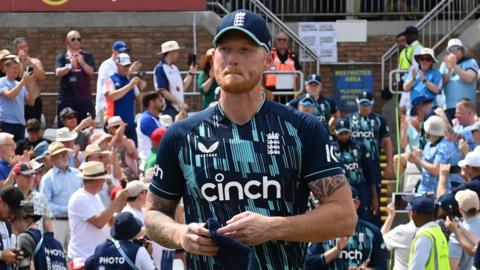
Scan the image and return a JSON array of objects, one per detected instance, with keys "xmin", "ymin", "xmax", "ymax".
[
  {"xmin": 200, "ymin": 173, "xmax": 281, "ymax": 202},
  {"xmin": 338, "ymin": 249, "xmax": 363, "ymax": 260},
  {"xmin": 344, "ymin": 162, "xmax": 359, "ymax": 170},
  {"xmin": 352, "ymin": 131, "xmax": 375, "ymax": 139}
]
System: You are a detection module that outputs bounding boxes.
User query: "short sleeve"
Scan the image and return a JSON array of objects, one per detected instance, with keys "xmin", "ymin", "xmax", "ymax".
[
  {"xmin": 55, "ymin": 53, "xmax": 66, "ymax": 69},
  {"xmin": 463, "ymin": 59, "xmax": 479, "ymax": 74},
  {"xmin": 154, "ymin": 64, "xmax": 169, "ymax": 91},
  {"xmin": 140, "ymin": 116, "xmax": 159, "ymax": 138},
  {"xmin": 369, "ymin": 227, "xmax": 388, "ymax": 269},
  {"xmin": 434, "ymin": 141, "xmax": 451, "ymax": 164},
  {"xmin": 430, "ymin": 70, "xmax": 443, "ymax": 89},
  {"xmin": 84, "ymin": 52, "xmax": 96, "ymax": 70},
  {"xmin": 300, "ymin": 115, "xmax": 343, "ymax": 182},
  {"xmin": 72, "ymin": 193, "xmax": 100, "ymax": 221},
  {"xmin": 379, "ymin": 116, "xmax": 390, "ymax": 138},
  {"xmin": 149, "ymin": 127, "xmax": 185, "ymax": 200},
  {"xmin": 448, "ymin": 233, "xmax": 463, "ymax": 260},
  {"xmin": 404, "ymin": 70, "xmax": 413, "ymax": 82}
]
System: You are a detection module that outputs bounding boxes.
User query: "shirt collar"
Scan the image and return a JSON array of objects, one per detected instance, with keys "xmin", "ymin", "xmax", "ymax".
[
  {"xmin": 215, "ymin": 91, "xmax": 268, "ymax": 122},
  {"xmin": 419, "ymin": 221, "xmax": 438, "ymax": 230},
  {"xmin": 53, "ymin": 166, "xmax": 71, "ymax": 174}
]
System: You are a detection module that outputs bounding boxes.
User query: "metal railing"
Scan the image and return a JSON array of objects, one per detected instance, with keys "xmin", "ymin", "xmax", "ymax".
[
  {"xmin": 209, "ymin": 0, "xmax": 462, "ymax": 20},
  {"xmin": 381, "ymin": 0, "xmax": 480, "ymax": 90}
]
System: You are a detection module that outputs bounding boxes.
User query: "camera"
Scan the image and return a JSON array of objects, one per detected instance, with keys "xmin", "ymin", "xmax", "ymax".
[
  {"xmin": 132, "ymin": 71, "xmax": 146, "ymax": 81},
  {"xmin": 133, "ymin": 236, "xmax": 150, "ymax": 247},
  {"xmin": 25, "ymin": 66, "xmax": 33, "ymax": 75}
]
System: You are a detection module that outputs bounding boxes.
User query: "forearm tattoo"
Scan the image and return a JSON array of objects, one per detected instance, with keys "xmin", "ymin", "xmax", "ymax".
[{"xmin": 308, "ymin": 174, "xmax": 348, "ymax": 203}]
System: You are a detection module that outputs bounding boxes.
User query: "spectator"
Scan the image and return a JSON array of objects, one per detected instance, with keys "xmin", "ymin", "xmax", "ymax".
[
  {"xmin": 296, "ymin": 95, "xmax": 315, "ymax": 115},
  {"xmin": 197, "ymin": 48, "xmax": 218, "ymax": 109},
  {"xmin": 438, "ymin": 151, "xmax": 480, "ymax": 199},
  {"xmin": 332, "ymin": 119, "xmax": 378, "ymax": 222},
  {"xmin": 104, "ymin": 52, "xmax": 146, "ymax": 145},
  {"xmin": 59, "ymin": 107, "xmax": 95, "ymax": 151},
  {"xmin": 40, "ymin": 141, "xmax": 83, "ymax": 250},
  {"xmin": 55, "ymin": 127, "xmax": 82, "ymax": 168},
  {"xmin": 446, "ymin": 189, "xmax": 480, "ymax": 269},
  {"xmin": 408, "ymin": 115, "xmax": 463, "ymax": 194},
  {"xmin": 144, "ymin": 127, "xmax": 166, "ymax": 175},
  {"xmin": 67, "ymin": 161, "xmax": 129, "ymax": 261},
  {"xmin": 453, "ymin": 99, "xmax": 479, "ymax": 152},
  {"xmin": 106, "ymin": 116, "xmax": 139, "ymax": 180},
  {"xmin": 0, "ymin": 58, "xmax": 35, "ymax": 141},
  {"xmin": 408, "ymin": 197, "xmax": 450, "ymax": 269},
  {"xmin": 154, "ymin": 40, "xmax": 196, "ymax": 120},
  {"xmin": 304, "ymin": 187, "xmax": 387, "ymax": 270},
  {"xmin": 381, "ymin": 202, "xmax": 417, "ymax": 270},
  {"xmin": 0, "ymin": 132, "xmax": 16, "ymax": 181},
  {"xmin": 0, "ymin": 50, "xmax": 17, "ymax": 77},
  {"xmin": 440, "ymin": 38, "xmax": 479, "ymax": 121},
  {"xmin": 137, "ymin": 91, "xmax": 164, "ymax": 164},
  {"xmin": 30, "ymin": 159, "xmax": 48, "ymax": 191},
  {"xmin": 265, "ymin": 31, "xmax": 301, "ymax": 92},
  {"xmin": 402, "ymin": 26, "xmax": 423, "ymax": 69},
  {"xmin": 403, "ymin": 48, "xmax": 442, "ymax": 114},
  {"xmin": 89, "ymin": 130, "xmax": 113, "ymax": 151},
  {"xmin": 14, "ymin": 162, "xmax": 53, "ymax": 232},
  {"xmin": 15, "ymin": 118, "xmax": 50, "ymax": 155},
  {"xmin": 13, "ymin": 37, "xmax": 46, "ymax": 123},
  {"xmin": 32, "ymin": 140, "xmax": 50, "ymax": 169},
  {"xmin": 54, "ymin": 30, "xmax": 95, "ymax": 125},
  {"xmin": 96, "ymin": 40, "xmax": 141, "ymax": 124},
  {"xmin": 288, "ymin": 74, "xmax": 340, "ymax": 132},
  {"xmin": 0, "ymin": 186, "xmax": 26, "ymax": 268},
  {"xmin": 84, "ymin": 212, "xmax": 155, "ymax": 270},
  {"xmin": 396, "ymin": 32, "xmax": 409, "ymax": 92},
  {"xmin": 13, "ymin": 202, "xmax": 67, "ymax": 270}
]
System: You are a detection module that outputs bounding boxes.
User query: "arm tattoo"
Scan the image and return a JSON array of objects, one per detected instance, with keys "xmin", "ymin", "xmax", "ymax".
[{"xmin": 308, "ymin": 173, "xmax": 348, "ymax": 203}]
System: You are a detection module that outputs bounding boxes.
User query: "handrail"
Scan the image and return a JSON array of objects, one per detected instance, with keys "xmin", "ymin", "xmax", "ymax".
[{"xmin": 206, "ymin": 2, "xmax": 229, "ymax": 15}]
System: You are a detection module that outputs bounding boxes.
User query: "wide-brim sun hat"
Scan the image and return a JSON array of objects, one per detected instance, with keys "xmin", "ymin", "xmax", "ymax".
[
  {"xmin": 55, "ymin": 127, "xmax": 78, "ymax": 142},
  {"xmin": 77, "ymin": 161, "xmax": 111, "ymax": 180},
  {"xmin": 157, "ymin": 40, "xmax": 185, "ymax": 55},
  {"xmin": 424, "ymin": 115, "xmax": 445, "ymax": 137},
  {"xmin": 414, "ymin": 48, "xmax": 438, "ymax": 63},
  {"xmin": 48, "ymin": 141, "xmax": 73, "ymax": 156}
]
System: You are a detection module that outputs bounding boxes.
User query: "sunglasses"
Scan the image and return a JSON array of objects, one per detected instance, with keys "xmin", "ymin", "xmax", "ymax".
[
  {"xmin": 419, "ymin": 57, "xmax": 432, "ymax": 62},
  {"xmin": 70, "ymin": 37, "xmax": 82, "ymax": 42},
  {"xmin": 448, "ymin": 46, "xmax": 462, "ymax": 53}
]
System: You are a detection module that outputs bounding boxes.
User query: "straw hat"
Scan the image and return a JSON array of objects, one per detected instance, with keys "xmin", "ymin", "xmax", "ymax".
[
  {"xmin": 82, "ymin": 144, "xmax": 111, "ymax": 159},
  {"xmin": 48, "ymin": 141, "xmax": 73, "ymax": 156},
  {"xmin": 106, "ymin": 116, "xmax": 126, "ymax": 129},
  {"xmin": 157, "ymin": 40, "xmax": 185, "ymax": 55},
  {"xmin": 77, "ymin": 161, "xmax": 111, "ymax": 180},
  {"xmin": 55, "ymin": 127, "xmax": 78, "ymax": 142}
]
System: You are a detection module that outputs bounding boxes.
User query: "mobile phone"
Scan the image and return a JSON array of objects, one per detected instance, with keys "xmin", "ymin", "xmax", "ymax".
[
  {"xmin": 449, "ymin": 165, "xmax": 461, "ymax": 174},
  {"xmin": 25, "ymin": 66, "xmax": 34, "ymax": 75},
  {"xmin": 187, "ymin": 54, "xmax": 197, "ymax": 66},
  {"xmin": 392, "ymin": 193, "xmax": 416, "ymax": 213}
]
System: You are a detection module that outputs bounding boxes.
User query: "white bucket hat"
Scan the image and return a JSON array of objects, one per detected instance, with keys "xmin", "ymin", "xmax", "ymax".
[
  {"xmin": 424, "ymin": 116, "xmax": 445, "ymax": 137},
  {"xmin": 55, "ymin": 127, "xmax": 78, "ymax": 142},
  {"xmin": 414, "ymin": 48, "xmax": 438, "ymax": 63},
  {"xmin": 157, "ymin": 40, "xmax": 185, "ymax": 55}
]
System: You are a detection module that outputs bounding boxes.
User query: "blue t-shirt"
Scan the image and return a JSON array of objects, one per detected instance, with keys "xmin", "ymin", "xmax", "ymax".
[
  {"xmin": 417, "ymin": 138, "xmax": 463, "ymax": 194},
  {"xmin": 439, "ymin": 58, "xmax": 479, "ymax": 109},
  {"xmin": 0, "ymin": 77, "xmax": 27, "ymax": 125},
  {"xmin": 139, "ymin": 111, "xmax": 161, "ymax": 138},
  {"xmin": 404, "ymin": 68, "xmax": 442, "ymax": 101},
  {"xmin": 305, "ymin": 219, "xmax": 387, "ymax": 270},
  {"xmin": 0, "ymin": 159, "xmax": 11, "ymax": 181},
  {"xmin": 106, "ymin": 73, "xmax": 137, "ymax": 124},
  {"xmin": 150, "ymin": 99, "xmax": 343, "ymax": 269}
]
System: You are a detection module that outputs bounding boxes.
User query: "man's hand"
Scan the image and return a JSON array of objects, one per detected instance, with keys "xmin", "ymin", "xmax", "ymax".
[
  {"xmin": 382, "ymin": 165, "xmax": 394, "ymax": 178},
  {"xmin": 445, "ymin": 216, "xmax": 459, "ymax": 233},
  {"xmin": 130, "ymin": 77, "xmax": 141, "ymax": 87},
  {"xmin": 444, "ymin": 54, "xmax": 457, "ymax": 71},
  {"xmin": 335, "ymin": 237, "xmax": 348, "ymax": 251},
  {"xmin": 129, "ymin": 61, "xmax": 142, "ymax": 74},
  {"xmin": 386, "ymin": 202, "xmax": 395, "ymax": 217},
  {"xmin": 439, "ymin": 164, "xmax": 451, "ymax": 178},
  {"xmin": 411, "ymin": 67, "xmax": 417, "ymax": 81},
  {"xmin": 181, "ymin": 223, "xmax": 219, "ymax": 256},
  {"xmin": 217, "ymin": 211, "xmax": 274, "ymax": 246},
  {"xmin": 115, "ymin": 188, "xmax": 130, "ymax": 201},
  {"xmin": 1, "ymin": 248, "xmax": 22, "ymax": 264},
  {"xmin": 76, "ymin": 53, "xmax": 86, "ymax": 66},
  {"xmin": 21, "ymin": 71, "xmax": 34, "ymax": 84},
  {"xmin": 188, "ymin": 64, "xmax": 198, "ymax": 74},
  {"xmin": 459, "ymin": 139, "xmax": 469, "ymax": 155},
  {"xmin": 179, "ymin": 102, "xmax": 189, "ymax": 111},
  {"xmin": 348, "ymin": 258, "xmax": 371, "ymax": 270},
  {"xmin": 79, "ymin": 117, "xmax": 96, "ymax": 130},
  {"xmin": 175, "ymin": 110, "xmax": 188, "ymax": 122}
]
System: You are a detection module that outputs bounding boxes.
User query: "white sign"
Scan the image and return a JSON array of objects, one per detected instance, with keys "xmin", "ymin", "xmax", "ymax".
[{"xmin": 298, "ymin": 22, "xmax": 337, "ymax": 63}]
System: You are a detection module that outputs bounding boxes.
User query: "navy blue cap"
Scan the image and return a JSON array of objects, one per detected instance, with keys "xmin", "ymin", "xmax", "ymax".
[
  {"xmin": 404, "ymin": 26, "xmax": 419, "ymax": 34},
  {"xmin": 213, "ymin": 9, "xmax": 272, "ymax": 52},
  {"xmin": 335, "ymin": 118, "xmax": 351, "ymax": 134},
  {"xmin": 33, "ymin": 141, "xmax": 49, "ymax": 161},
  {"xmin": 351, "ymin": 186, "xmax": 360, "ymax": 200},
  {"xmin": 299, "ymin": 96, "xmax": 315, "ymax": 107},
  {"xmin": 410, "ymin": 95, "xmax": 434, "ymax": 116},
  {"xmin": 356, "ymin": 91, "xmax": 374, "ymax": 106},
  {"xmin": 111, "ymin": 212, "xmax": 143, "ymax": 240},
  {"xmin": 112, "ymin": 40, "xmax": 129, "ymax": 53},
  {"xmin": 410, "ymin": 197, "xmax": 435, "ymax": 214},
  {"xmin": 436, "ymin": 193, "xmax": 459, "ymax": 212},
  {"xmin": 305, "ymin": 74, "xmax": 322, "ymax": 84}
]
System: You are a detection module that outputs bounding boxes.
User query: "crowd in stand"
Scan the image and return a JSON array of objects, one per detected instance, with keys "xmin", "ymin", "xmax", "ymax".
[{"xmin": 0, "ymin": 17, "xmax": 479, "ymax": 270}]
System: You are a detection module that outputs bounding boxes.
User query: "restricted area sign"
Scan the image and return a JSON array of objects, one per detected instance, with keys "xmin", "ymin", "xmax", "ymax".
[{"xmin": 333, "ymin": 69, "xmax": 374, "ymax": 111}]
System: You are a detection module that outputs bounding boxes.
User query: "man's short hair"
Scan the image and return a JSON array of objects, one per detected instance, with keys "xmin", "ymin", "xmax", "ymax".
[
  {"xmin": 13, "ymin": 37, "xmax": 27, "ymax": 49},
  {"xmin": 142, "ymin": 91, "xmax": 160, "ymax": 109},
  {"xmin": 3, "ymin": 59, "xmax": 18, "ymax": 69},
  {"xmin": 26, "ymin": 118, "xmax": 41, "ymax": 131},
  {"xmin": 457, "ymin": 98, "xmax": 474, "ymax": 112}
]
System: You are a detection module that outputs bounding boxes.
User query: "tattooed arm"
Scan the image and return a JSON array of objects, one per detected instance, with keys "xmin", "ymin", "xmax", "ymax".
[
  {"xmin": 218, "ymin": 174, "xmax": 357, "ymax": 245},
  {"xmin": 144, "ymin": 192, "xmax": 219, "ymax": 256}
]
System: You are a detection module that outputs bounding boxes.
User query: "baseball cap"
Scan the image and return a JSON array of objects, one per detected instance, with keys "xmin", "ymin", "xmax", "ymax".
[
  {"xmin": 115, "ymin": 53, "xmax": 132, "ymax": 66},
  {"xmin": 299, "ymin": 96, "xmax": 315, "ymax": 107},
  {"xmin": 410, "ymin": 197, "xmax": 435, "ymax": 214},
  {"xmin": 33, "ymin": 141, "xmax": 49, "ymax": 161},
  {"xmin": 112, "ymin": 40, "xmax": 129, "ymax": 53},
  {"xmin": 14, "ymin": 163, "xmax": 36, "ymax": 176},
  {"xmin": 0, "ymin": 186, "xmax": 25, "ymax": 218},
  {"xmin": 19, "ymin": 202, "xmax": 42, "ymax": 222},
  {"xmin": 126, "ymin": 180, "xmax": 149, "ymax": 198},
  {"xmin": 59, "ymin": 107, "xmax": 77, "ymax": 120},
  {"xmin": 447, "ymin": 38, "xmax": 463, "ymax": 50},
  {"xmin": 212, "ymin": 9, "xmax": 272, "ymax": 52},
  {"xmin": 335, "ymin": 118, "xmax": 351, "ymax": 134},
  {"xmin": 436, "ymin": 193, "xmax": 458, "ymax": 213},
  {"xmin": 151, "ymin": 127, "xmax": 167, "ymax": 145},
  {"xmin": 111, "ymin": 212, "xmax": 143, "ymax": 241},
  {"xmin": 404, "ymin": 26, "xmax": 419, "ymax": 34},
  {"xmin": 356, "ymin": 91, "xmax": 374, "ymax": 106},
  {"xmin": 410, "ymin": 95, "xmax": 434, "ymax": 116},
  {"xmin": 455, "ymin": 189, "xmax": 479, "ymax": 212},
  {"xmin": 458, "ymin": 151, "xmax": 480, "ymax": 168},
  {"xmin": 305, "ymin": 74, "xmax": 322, "ymax": 84},
  {"xmin": 0, "ymin": 132, "xmax": 14, "ymax": 145}
]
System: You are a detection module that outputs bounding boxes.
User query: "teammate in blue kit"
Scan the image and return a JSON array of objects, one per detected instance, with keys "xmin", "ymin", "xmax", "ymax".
[
  {"xmin": 304, "ymin": 187, "xmax": 387, "ymax": 270},
  {"xmin": 332, "ymin": 118, "xmax": 378, "ymax": 222},
  {"xmin": 287, "ymin": 74, "xmax": 339, "ymax": 132},
  {"xmin": 144, "ymin": 9, "xmax": 357, "ymax": 270}
]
